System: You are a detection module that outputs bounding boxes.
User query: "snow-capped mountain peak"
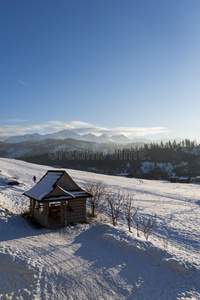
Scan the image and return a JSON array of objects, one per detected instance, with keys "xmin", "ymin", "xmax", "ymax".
[
  {"xmin": 4, "ymin": 130, "xmax": 130, "ymax": 144},
  {"xmin": 5, "ymin": 133, "xmax": 43, "ymax": 144}
]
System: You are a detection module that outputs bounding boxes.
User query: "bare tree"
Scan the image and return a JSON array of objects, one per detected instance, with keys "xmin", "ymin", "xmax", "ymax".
[
  {"xmin": 140, "ymin": 214, "xmax": 156, "ymax": 240},
  {"xmin": 106, "ymin": 190, "xmax": 124, "ymax": 226},
  {"xmin": 124, "ymin": 192, "xmax": 139, "ymax": 232},
  {"xmin": 84, "ymin": 180, "xmax": 106, "ymax": 218},
  {"xmin": 136, "ymin": 221, "xmax": 140, "ymax": 237}
]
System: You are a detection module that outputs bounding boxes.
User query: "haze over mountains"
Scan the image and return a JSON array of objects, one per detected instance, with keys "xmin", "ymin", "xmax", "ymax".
[
  {"xmin": 0, "ymin": 129, "xmax": 147, "ymax": 159},
  {"xmin": 0, "ymin": 129, "xmax": 198, "ymax": 179},
  {"xmin": 3, "ymin": 129, "xmax": 180, "ymax": 145},
  {"xmin": 4, "ymin": 129, "xmax": 150, "ymax": 144}
]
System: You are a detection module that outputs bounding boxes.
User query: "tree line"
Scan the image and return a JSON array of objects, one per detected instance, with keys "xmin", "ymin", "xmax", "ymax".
[{"xmin": 20, "ymin": 138, "xmax": 200, "ymax": 178}]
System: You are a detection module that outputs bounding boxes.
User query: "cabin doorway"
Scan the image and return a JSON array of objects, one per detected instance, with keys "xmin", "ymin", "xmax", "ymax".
[{"xmin": 48, "ymin": 202, "xmax": 62, "ymax": 226}]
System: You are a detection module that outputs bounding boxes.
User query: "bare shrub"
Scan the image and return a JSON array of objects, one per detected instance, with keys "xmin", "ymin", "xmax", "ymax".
[
  {"xmin": 136, "ymin": 221, "xmax": 140, "ymax": 237},
  {"xmin": 106, "ymin": 190, "xmax": 124, "ymax": 226},
  {"xmin": 124, "ymin": 192, "xmax": 139, "ymax": 233},
  {"xmin": 140, "ymin": 214, "xmax": 156, "ymax": 240},
  {"xmin": 162, "ymin": 234, "xmax": 169, "ymax": 249},
  {"xmin": 84, "ymin": 180, "xmax": 106, "ymax": 218}
]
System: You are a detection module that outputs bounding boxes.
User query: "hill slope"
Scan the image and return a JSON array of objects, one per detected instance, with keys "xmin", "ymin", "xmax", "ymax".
[{"xmin": 0, "ymin": 158, "xmax": 199, "ymax": 299}]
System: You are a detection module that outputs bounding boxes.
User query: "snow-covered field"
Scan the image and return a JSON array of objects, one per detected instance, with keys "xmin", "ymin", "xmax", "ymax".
[{"xmin": 0, "ymin": 158, "xmax": 200, "ymax": 299}]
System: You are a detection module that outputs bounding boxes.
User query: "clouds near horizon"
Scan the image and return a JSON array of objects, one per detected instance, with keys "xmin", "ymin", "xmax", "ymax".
[{"xmin": 0, "ymin": 120, "xmax": 169, "ymax": 140}]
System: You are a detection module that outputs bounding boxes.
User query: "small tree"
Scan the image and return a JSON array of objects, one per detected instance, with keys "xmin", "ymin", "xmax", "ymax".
[
  {"xmin": 84, "ymin": 180, "xmax": 106, "ymax": 218},
  {"xmin": 124, "ymin": 192, "xmax": 139, "ymax": 233},
  {"xmin": 106, "ymin": 190, "xmax": 124, "ymax": 226},
  {"xmin": 140, "ymin": 214, "xmax": 156, "ymax": 240}
]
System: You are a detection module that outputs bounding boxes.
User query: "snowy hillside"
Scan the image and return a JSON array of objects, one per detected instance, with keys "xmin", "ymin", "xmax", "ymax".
[{"xmin": 0, "ymin": 158, "xmax": 200, "ymax": 299}]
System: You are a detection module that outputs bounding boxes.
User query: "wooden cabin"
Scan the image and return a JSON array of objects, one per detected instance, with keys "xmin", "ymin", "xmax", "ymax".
[
  {"xmin": 169, "ymin": 176, "xmax": 178, "ymax": 183},
  {"xmin": 24, "ymin": 170, "xmax": 93, "ymax": 229},
  {"xmin": 196, "ymin": 176, "xmax": 200, "ymax": 183},
  {"xmin": 178, "ymin": 176, "xmax": 191, "ymax": 183}
]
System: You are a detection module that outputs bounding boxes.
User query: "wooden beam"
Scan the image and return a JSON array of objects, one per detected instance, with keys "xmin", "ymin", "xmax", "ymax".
[
  {"xmin": 60, "ymin": 202, "xmax": 64, "ymax": 224},
  {"xmin": 43, "ymin": 202, "xmax": 49, "ymax": 228}
]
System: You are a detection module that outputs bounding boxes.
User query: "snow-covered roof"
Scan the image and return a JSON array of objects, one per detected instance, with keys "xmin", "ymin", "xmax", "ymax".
[
  {"xmin": 116, "ymin": 173, "xmax": 129, "ymax": 177},
  {"xmin": 42, "ymin": 190, "xmax": 92, "ymax": 202},
  {"xmin": 24, "ymin": 170, "xmax": 92, "ymax": 201},
  {"xmin": 179, "ymin": 176, "xmax": 189, "ymax": 180}
]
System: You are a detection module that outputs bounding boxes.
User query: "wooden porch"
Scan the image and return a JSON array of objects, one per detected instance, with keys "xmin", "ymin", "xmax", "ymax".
[{"xmin": 30, "ymin": 198, "xmax": 86, "ymax": 229}]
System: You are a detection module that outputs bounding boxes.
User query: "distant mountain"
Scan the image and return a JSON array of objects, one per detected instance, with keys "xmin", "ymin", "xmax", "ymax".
[
  {"xmin": 45, "ymin": 130, "xmax": 83, "ymax": 141},
  {"xmin": 4, "ymin": 130, "xmax": 80, "ymax": 144},
  {"xmin": 110, "ymin": 135, "xmax": 130, "ymax": 143},
  {"xmin": 4, "ymin": 133, "xmax": 44, "ymax": 143},
  {"xmin": 3, "ymin": 128, "xmax": 184, "ymax": 146},
  {"xmin": 0, "ymin": 136, "xmax": 147, "ymax": 160},
  {"xmin": 1, "ymin": 133, "xmax": 198, "ymax": 179},
  {"xmin": 4, "ymin": 129, "xmax": 132, "ymax": 144}
]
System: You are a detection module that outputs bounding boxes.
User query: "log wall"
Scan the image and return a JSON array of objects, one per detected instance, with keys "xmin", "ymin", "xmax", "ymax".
[
  {"xmin": 33, "ymin": 210, "xmax": 45, "ymax": 226},
  {"xmin": 66, "ymin": 198, "xmax": 86, "ymax": 223},
  {"xmin": 31, "ymin": 198, "xmax": 87, "ymax": 228}
]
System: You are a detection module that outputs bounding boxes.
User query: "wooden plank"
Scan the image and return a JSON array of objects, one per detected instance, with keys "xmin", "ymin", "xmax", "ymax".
[
  {"xmin": 67, "ymin": 213, "xmax": 85, "ymax": 217},
  {"xmin": 63, "ymin": 201, "xmax": 67, "ymax": 225},
  {"xmin": 67, "ymin": 215, "xmax": 85, "ymax": 221},
  {"xmin": 33, "ymin": 210, "xmax": 44, "ymax": 226},
  {"xmin": 66, "ymin": 210, "xmax": 84, "ymax": 215},
  {"xmin": 83, "ymin": 199, "xmax": 86, "ymax": 220},
  {"xmin": 67, "ymin": 217, "xmax": 85, "ymax": 223},
  {"xmin": 60, "ymin": 201, "xmax": 64, "ymax": 223},
  {"xmin": 69, "ymin": 203, "xmax": 85, "ymax": 209},
  {"xmin": 67, "ymin": 208, "xmax": 85, "ymax": 213},
  {"xmin": 43, "ymin": 202, "xmax": 49, "ymax": 228}
]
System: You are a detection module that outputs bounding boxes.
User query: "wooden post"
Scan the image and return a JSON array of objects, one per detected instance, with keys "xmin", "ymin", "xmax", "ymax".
[
  {"xmin": 60, "ymin": 202, "xmax": 64, "ymax": 224},
  {"xmin": 30, "ymin": 198, "xmax": 33, "ymax": 212},
  {"xmin": 33, "ymin": 200, "xmax": 36, "ymax": 209},
  {"xmin": 43, "ymin": 202, "xmax": 49, "ymax": 228},
  {"xmin": 84, "ymin": 199, "xmax": 86, "ymax": 222},
  {"xmin": 64, "ymin": 201, "xmax": 67, "ymax": 225}
]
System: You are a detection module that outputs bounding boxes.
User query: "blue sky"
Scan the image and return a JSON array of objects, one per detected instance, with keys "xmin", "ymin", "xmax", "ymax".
[{"xmin": 1, "ymin": 0, "xmax": 200, "ymax": 140}]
